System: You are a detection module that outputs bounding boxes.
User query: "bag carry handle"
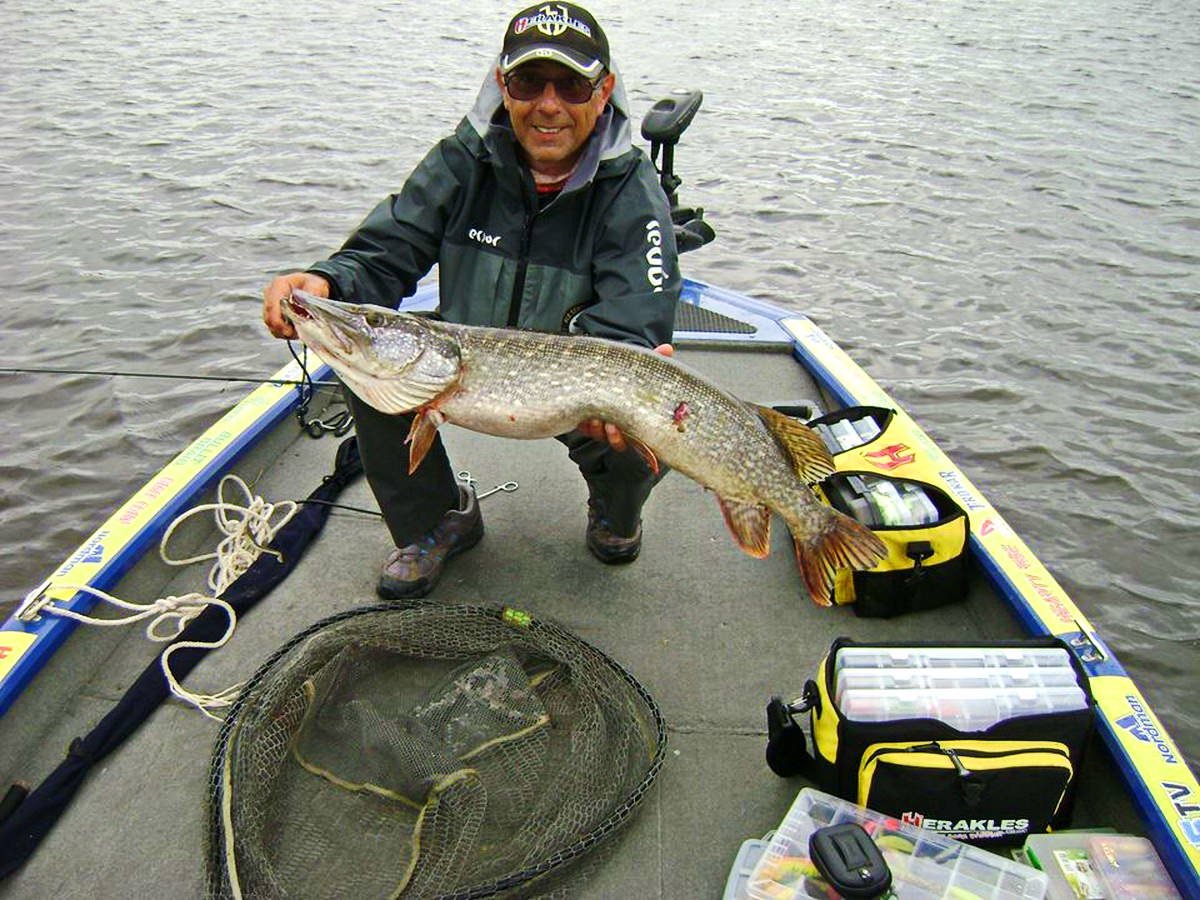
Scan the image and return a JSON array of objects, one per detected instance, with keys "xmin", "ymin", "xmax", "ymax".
[
  {"xmin": 906, "ymin": 539, "xmax": 934, "ymax": 568},
  {"xmin": 765, "ymin": 682, "xmax": 819, "ymax": 777}
]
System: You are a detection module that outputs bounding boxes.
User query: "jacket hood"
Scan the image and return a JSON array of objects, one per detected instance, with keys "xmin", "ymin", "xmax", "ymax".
[{"xmin": 464, "ymin": 56, "xmax": 635, "ymax": 180}]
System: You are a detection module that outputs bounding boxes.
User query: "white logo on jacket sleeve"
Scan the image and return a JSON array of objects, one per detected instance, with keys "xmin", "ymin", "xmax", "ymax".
[
  {"xmin": 645, "ymin": 219, "xmax": 665, "ymax": 292},
  {"xmin": 468, "ymin": 227, "xmax": 502, "ymax": 247}
]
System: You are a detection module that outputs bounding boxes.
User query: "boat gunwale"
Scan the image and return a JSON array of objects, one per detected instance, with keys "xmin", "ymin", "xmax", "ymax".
[
  {"xmin": 0, "ymin": 360, "xmax": 332, "ymax": 717},
  {"xmin": 779, "ymin": 309, "xmax": 1200, "ymax": 896},
  {"xmin": 2, "ymin": 276, "xmax": 1195, "ymax": 895}
]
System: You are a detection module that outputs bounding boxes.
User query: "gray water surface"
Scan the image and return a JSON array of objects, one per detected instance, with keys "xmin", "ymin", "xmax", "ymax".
[{"xmin": 2, "ymin": 0, "xmax": 1197, "ymax": 770}]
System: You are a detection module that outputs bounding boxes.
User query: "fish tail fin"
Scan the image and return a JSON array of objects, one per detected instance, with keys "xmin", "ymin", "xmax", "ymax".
[{"xmin": 790, "ymin": 510, "xmax": 888, "ymax": 606}]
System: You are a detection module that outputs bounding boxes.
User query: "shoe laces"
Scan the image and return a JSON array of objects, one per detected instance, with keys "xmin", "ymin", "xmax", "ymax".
[{"xmin": 394, "ymin": 533, "xmax": 438, "ymax": 562}]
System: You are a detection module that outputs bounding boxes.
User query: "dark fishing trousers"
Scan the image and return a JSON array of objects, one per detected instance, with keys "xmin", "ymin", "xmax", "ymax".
[{"xmin": 345, "ymin": 391, "xmax": 665, "ymax": 548}]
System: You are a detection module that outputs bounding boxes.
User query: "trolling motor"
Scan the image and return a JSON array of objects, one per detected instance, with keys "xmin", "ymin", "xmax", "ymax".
[{"xmin": 641, "ymin": 89, "xmax": 716, "ymax": 253}]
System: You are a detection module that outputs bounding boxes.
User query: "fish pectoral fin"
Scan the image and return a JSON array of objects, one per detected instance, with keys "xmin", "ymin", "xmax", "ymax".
[
  {"xmin": 404, "ymin": 407, "xmax": 446, "ymax": 475},
  {"xmin": 752, "ymin": 405, "xmax": 835, "ymax": 484},
  {"xmin": 716, "ymin": 497, "xmax": 772, "ymax": 558},
  {"xmin": 625, "ymin": 435, "xmax": 660, "ymax": 476}
]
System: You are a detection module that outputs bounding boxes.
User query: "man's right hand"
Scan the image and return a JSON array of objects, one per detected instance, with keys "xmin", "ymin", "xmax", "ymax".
[{"xmin": 262, "ymin": 272, "xmax": 331, "ymax": 340}]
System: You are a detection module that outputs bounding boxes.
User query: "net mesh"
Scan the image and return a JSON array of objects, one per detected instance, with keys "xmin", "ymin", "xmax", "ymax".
[{"xmin": 205, "ymin": 603, "xmax": 666, "ymax": 899}]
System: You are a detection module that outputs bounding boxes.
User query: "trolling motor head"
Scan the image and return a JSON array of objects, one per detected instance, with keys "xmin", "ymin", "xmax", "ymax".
[{"xmin": 641, "ymin": 89, "xmax": 716, "ymax": 253}]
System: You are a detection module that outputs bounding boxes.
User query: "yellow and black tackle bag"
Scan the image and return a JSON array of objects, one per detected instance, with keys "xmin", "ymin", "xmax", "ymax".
[
  {"xmin": 766, "ymin": 637, "xmax": 1095, "ymax": 846},
  {"xmin": 809, "ymin": 406, "xmax": 969, "ymax": 617}
]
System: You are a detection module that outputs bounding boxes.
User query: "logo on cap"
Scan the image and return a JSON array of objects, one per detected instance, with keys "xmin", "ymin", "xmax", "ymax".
[{"xmin": 514, "ymin": 4, "xmax": 593, "ymax": 40}]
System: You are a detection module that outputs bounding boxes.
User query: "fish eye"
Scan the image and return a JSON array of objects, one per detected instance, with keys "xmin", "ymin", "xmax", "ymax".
[{"xmin": 364, "ymin": 310, "xmax": 386, "ymax": 328}]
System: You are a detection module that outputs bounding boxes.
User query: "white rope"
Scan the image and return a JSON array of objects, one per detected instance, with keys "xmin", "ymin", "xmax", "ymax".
[
  {"xmin": 45, "ymin": 585, "xmax": 241, "ymax": 721},
  {"xmin": 159, "ymin": 475, "xmax": 298, "ymax": 595},
  {"xmin": 37, "ymin": 475, "xmax": 298, "ymax": 720}
]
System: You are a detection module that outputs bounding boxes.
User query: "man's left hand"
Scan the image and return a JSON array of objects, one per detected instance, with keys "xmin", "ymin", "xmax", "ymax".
[{"xmin": 578, "ymin": 343, "xmax": 674, "ymax": 451}]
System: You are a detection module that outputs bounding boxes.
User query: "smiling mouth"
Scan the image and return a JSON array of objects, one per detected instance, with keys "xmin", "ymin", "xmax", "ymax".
[{"xmin": 532, "ymin": 125, "xmax": 565, "ymax": 135}]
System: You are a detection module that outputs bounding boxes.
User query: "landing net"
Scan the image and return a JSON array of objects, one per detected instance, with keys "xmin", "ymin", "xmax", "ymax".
[{"xmin": 205, "ymin": 603, "xmax": 666, "ymax": 898}]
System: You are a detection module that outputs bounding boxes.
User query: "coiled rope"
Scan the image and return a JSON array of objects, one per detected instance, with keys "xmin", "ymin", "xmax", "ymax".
[{"xmin": 40, "ymin": 475, "xmax": 298, "ymax": 721}]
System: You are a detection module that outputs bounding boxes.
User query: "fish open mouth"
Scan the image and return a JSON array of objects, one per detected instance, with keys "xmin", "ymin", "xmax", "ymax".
[
  {"xmin": 283, "ymin": 291, "xmax": 359, "ymax": 359},
  {"xmin": 282, "ymin": 292, "xmax": 315, "ymax": 323}
]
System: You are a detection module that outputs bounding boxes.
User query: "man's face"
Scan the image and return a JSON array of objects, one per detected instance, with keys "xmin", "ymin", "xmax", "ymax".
[{"xmin": 497, "ymin": 60, "xmax": 615, "ymax": 177}]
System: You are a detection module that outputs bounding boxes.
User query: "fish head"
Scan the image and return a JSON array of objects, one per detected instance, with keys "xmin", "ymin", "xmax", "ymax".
[{"xmin": 282, "ymin": 289, "xmax": 461, "ymax": 413}]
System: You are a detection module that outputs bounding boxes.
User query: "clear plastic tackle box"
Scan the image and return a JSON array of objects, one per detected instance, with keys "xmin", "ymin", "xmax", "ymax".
[{"xmin": 743, "ymin": 788, "xmax": 1049, "ymax": 899}]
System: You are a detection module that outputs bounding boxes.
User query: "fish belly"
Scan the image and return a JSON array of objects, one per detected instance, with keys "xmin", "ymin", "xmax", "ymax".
[
  {"xmin": 440, "ymin": 390, "xmax": 581, "ymax": 440},
  {"xmin": 445, "ymin": 328, "xmax": 809, "ymax": 510}
]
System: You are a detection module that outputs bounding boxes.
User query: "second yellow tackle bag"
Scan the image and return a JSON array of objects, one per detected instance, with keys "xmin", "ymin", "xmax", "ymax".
[
  {"xmin": 808, "ymin": 406, "xmax": 970, "ymax": 618},
  {"xmin": 765, "ymin": 637, "xmax": 1096, "ymax": 847}
]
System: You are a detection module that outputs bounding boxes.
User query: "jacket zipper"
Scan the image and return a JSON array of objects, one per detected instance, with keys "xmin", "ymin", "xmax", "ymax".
[{"xmin": 506, "ymin": 188, "xmax": 538, "ymax": 328}]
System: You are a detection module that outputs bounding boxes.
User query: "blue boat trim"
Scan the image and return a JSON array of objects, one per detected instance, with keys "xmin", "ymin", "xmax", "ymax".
[
  {"xmin": 777, "ymin": 294, "xmax": 1199, "ymax": 897},
  {"xmin": 0, "ymin": 365, "xmax": 331, "ymax": 718},
  {"xmin": 3, "ymin": 276, "xmax": 1194, "ymax": 893},
  {"xmin": 677, "ymin": 280, "xmax": 794, "ymax": 344}
]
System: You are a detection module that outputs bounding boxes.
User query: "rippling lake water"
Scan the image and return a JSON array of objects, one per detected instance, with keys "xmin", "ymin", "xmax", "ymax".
[{"xmin": 2, "ymin": 1, "xmax": 1197, "ymax": 767}]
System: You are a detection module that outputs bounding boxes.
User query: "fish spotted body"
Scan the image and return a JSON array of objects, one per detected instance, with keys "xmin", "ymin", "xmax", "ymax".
[{"xmin": 283, "ymin": 289, "xmax": 886, "ymax": 603}]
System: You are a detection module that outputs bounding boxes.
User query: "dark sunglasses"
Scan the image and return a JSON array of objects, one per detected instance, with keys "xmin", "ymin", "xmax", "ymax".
[{"xmin": 503, "ymin": 70, "xmax": 600, "ymax": 104}]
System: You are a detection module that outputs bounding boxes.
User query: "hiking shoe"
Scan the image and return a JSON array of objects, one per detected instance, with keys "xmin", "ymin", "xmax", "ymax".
[
  {"xmin": 586, "ymin": 499, "xmax": 642, "ymax": 565},
  {"xmin": 377, "ymin": 485, "xmax": 483, "ymax": 599}
]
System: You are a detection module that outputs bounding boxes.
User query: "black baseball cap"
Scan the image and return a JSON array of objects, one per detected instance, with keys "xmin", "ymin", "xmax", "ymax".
[{"xmin": 499, "ymin": 3, "xmax": 610, "ymax": 79}]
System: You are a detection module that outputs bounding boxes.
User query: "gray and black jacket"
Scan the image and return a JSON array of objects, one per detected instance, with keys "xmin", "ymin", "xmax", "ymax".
[{"xmin": 308, "ymin": 66, "xmax": 680, "ymax": 349}]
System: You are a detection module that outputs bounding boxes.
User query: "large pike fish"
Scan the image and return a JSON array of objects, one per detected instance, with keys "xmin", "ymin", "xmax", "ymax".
[{"xmin": 283, "ymin": 289, "xmax": 886, "ymax": 603}]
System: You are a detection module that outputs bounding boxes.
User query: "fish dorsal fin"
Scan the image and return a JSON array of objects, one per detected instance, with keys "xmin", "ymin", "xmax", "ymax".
[
  {"xmin": 752, "ymin": 404, "xmax": 835, "ymax": 484},
  {"xmin": 716, "ymin": 497, "xmax": 772, "ymax": 559}
]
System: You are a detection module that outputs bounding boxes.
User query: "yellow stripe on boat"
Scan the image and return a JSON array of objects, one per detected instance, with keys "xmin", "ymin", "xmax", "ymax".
[
  {"xmin": 33, "ymin": 360, "xmax": 308, "ymax": 604},
  {"xmin": 782, "ymin": 314, "xmax": 1200, "ymax": 884},
  {"xmin": 0, "ymin": 357, "xmax": 322, "ymax": 713}
]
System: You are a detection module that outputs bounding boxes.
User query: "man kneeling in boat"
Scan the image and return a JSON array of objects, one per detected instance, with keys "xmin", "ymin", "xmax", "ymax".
[{"xmin": 261, "ymin": 3, "xmax": 680, "ymax": 598}]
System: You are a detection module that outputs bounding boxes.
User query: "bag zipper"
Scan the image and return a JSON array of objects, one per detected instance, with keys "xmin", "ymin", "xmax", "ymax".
[
  {"xmin": 861, "ymin": 740, "xmax": 1072, "ymax": 805},
  {"xmin": 899, "ymin": 741, "xmax": 969, "ymax": 774},
  {"xmin": 860, "ymin": 739, "xmax": 1075, "ymax": 818},
  {"xmin": 865, "ymin": 740, "xmax": 1072, "ymax": 771}
]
